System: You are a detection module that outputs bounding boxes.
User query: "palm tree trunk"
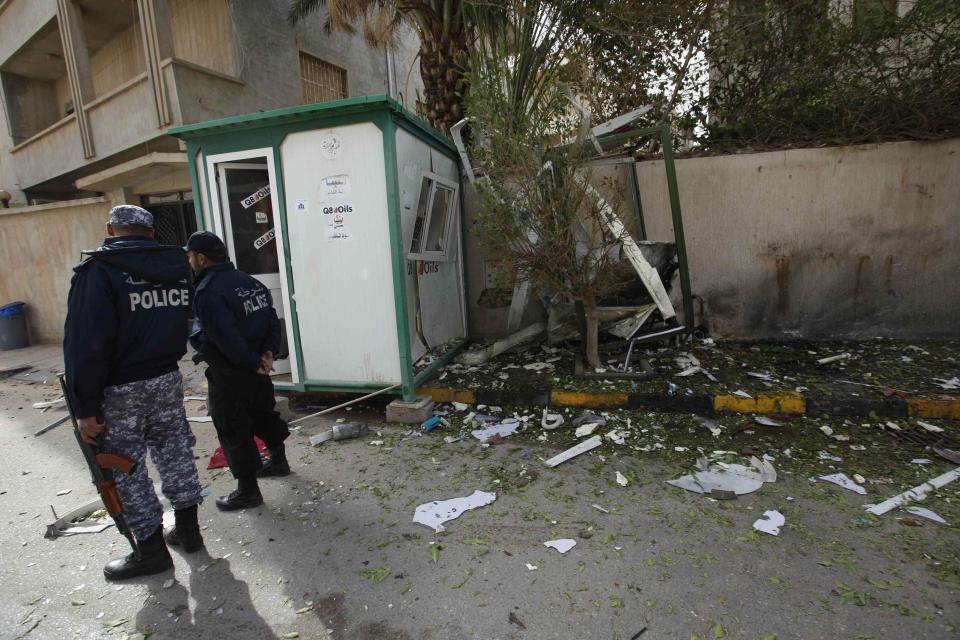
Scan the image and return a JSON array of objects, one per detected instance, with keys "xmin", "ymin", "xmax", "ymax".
[
  {"xmin": 419, "ymin": 31, "xmax": 468, "ymax": 135},
  {"xmin": 582, "ymin": 295, "xmax": 602, "ymax": 371}
]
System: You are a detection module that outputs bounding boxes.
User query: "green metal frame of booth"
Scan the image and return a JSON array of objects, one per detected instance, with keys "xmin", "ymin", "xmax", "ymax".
[{"xmin": 169, "ymin": 95, "xmax": 470, "ymax": 401}]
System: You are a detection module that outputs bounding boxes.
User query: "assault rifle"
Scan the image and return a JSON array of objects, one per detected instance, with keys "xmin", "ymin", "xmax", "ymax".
[{"xmin": 58, "ymin": 375, "xmax": 139, "ymax": 556}]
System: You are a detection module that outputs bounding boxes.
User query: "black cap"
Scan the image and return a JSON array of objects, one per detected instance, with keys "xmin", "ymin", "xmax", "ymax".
[{"xmin": 184, "ymin": 230, "xmax": 226, "ymax": 256}]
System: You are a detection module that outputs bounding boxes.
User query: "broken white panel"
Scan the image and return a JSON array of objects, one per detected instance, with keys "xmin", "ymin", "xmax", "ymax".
[
  {"xmin": 733, "ymin": 390, "xmax": 753, "ymax": 399},
  {"xmin": 667, "ymin": 461, "xmax": 769, "ymax": 496},
  {"xmin": 917, "ymin": 421, "xmax": 944, "ymax": 433},
  {"xmin": 865, "ymin": 467, "xmax": 960, "ymax": 516},
  {"xmin": 819, "ymin": 473, "xmax": 867, "ymax": 495},
  {"xmin": 582, "ymin": 181, "xmax": 675, "ymax": 320},
  {"xmin": 544, "ymin": 435, "xmax": 602, "ymax": 468},
  {"xmin": 615, "ymin": 471, "xmax": 629, "ymax": 487},
  {"xmin": 910, "ymin": 458, "xmax": 932, "ymax": 465},
  {"xmin": 544, "ymin": 539, "xmax": 577, "ymax": 554},
  {"xmin": 471, "ymin": 421, "xmax": 520, "ymax": 441},
  {"xmin": 752, "ymin": 510, "xmax": 785, "ymax": 536},
  {"xmin": 452, "ymin": 402, "xmax": 469, "ymax": 411},
  {"xmin": 905, "ymin": 507, "xmax": 948, "ymax": 525},
  {"xmin": 506, "ymin": 278, "xmax": 532, "ymax": 332},
  {"xmin": 412, "ymin": 490, "xmax": 497, "ymax": 532}
]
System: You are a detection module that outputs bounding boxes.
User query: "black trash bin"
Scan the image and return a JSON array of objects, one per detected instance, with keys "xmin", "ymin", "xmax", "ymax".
[{"xmin": 0, "ymin": 301, "xmax": 28, "ymax": 350}]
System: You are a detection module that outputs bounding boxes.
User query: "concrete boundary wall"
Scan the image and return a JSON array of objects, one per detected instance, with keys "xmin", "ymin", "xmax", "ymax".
[
  {"xmin": 634, "ymin": 138, "xmax": 960, "ymax": 339},
  {"xmin": 0, "ymin": 197, "xmax": 108, "ymax": 343}
]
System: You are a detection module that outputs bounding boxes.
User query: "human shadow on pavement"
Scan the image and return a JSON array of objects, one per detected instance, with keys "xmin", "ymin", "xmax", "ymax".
[{"xmin": 133, "ymin": 550, "xmax": 275, "ymax": 639}]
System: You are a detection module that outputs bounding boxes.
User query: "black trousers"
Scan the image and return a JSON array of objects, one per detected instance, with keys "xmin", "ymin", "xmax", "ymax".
[{"xmin": 206, "ymin": 362, "xmax": 289, "ymax": 479}]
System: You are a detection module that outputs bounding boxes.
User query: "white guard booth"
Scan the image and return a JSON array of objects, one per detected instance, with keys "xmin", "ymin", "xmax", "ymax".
[{"xmin": 170, "ymin": 96, "xmax": 469, "ymax": 400}]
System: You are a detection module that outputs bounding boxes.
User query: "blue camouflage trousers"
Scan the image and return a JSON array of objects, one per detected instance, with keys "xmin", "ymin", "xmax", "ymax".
[{"xmin": 100, "ymin": 370, "xmax": 202, "ymax": 540}]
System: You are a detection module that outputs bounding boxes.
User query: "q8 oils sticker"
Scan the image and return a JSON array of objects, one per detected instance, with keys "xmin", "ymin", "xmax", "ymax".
[
  {"xmin": 242, "ymin": 185, "xmax": 271, "ymax": 209},
  {"xmin": 253, "ymin": 227, "xmax": 275, "ymax": 250}
]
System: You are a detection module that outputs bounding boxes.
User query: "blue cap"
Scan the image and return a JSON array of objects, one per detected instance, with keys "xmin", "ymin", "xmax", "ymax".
[
  {"xmin": 108, "ymin": 205, "xmax": 153, "ymax": 228},
  {"xmin": 185, "ymin": 230, "xmax": 226, "ymax": 255}
]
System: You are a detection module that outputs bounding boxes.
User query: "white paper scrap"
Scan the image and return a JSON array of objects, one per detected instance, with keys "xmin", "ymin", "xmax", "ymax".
[
  {"xmin": 471, "ymin": 421, "xmax": 520, "ymax": 441},
  {"xmin": 917, "ymin": 421, "xmax": 944, "ymax": 433},
  {"xmin": 575, "ymin": 423, "xmax": 599, "ymax": 438},
  {"xmin": 412, "ymin": 490, "xmax": 497, "ymax": 532},
  {"xmin": 752, "ymin": 510, "xmax": 785, "ymax": 536},
  {"xmin": 911, "ymin": 458, "xmax": 932, "ymax": 465},
  {"xmin": 819, "ymin": 473, "xmax": 867, "ymax": 495},
  {"xmin": 544, "ymin": 539, "xmax": 576, "ymax": 554},
  {"xmin": 605, "ymin": 430, "xmax": 626, "ymax": 445},
  {"xmin": 615, "ymin": 471, "xmax": 629, "ymax": 487},
  {"xmin": 526, "ymin": 563, "xmax": 538, "ymax": 571},
  {"xmin": 905, "ymin": 506, "xmax": 947, "ymax": 525},
  {"xmin": 754, "ymin": 416, "xmax": 784, "ymax": 427}
]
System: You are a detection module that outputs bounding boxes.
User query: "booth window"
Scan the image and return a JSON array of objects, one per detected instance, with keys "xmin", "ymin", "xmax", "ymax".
[{"xmin": 408, "ymin": 172, "xmax": 458, "ymax": 262}]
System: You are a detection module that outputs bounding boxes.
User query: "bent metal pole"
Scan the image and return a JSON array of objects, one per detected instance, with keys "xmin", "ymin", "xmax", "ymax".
[{"xmin": 288, "ymin": 384, "xmax": 401, "ymax": 426}]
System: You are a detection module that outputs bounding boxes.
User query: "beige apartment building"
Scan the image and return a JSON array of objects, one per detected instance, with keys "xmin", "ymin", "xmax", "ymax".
[
  {"xmin": 0, "ymin": 0, "xmax": 421, "ymax": 342},
  {"xmin": 0, "ymin": 0, "xmax": 420, "ymax": 237}
]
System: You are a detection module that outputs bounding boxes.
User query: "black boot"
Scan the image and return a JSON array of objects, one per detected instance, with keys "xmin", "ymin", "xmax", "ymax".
[
  {"xmin": 164, "ymin": 505, "xmax": 204, "ymax": 553},
  {"xmin": 103, "ymin": 527, "xmax": 173, "ymax": 581},
  {"xmin": 215, "ymin": 476, "xmax": 263, "ymax": 511},
  {"xmin": 257, "ymin": 443, "xmax": 291, "ymax": 477}
]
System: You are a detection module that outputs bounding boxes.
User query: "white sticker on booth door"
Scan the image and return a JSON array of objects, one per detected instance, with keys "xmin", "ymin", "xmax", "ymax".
[
  {"xmin": 319, "ymin": 133, "xmax": 343, "ymax": 159},
  {"xmin": 294, "ymin": 199, "xmax": 309, "ymax": 214},
  {"xmin": 324, "ymin": 217, "xmax": 353, "ymax": 242},
  {"xmin": 253, "ymin": 228, "xmax": 276, "ymax": 250},
  {"xmin": 255, "ymin": 211, "xmax": 268, "ymax": 224},
  {"xmin": 319, "ymin": 174, "xmax": 351, "ymax": 201}
]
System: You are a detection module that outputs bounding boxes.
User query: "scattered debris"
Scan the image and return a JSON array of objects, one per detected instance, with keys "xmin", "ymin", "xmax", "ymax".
[
  {"xmin": 471, "ymin": 421, "xmax": 520, "ymax": 442},
  {"xmin": 667, "ymin": 456, "xmax": 776, "ymax": 496},
  {"xmin": 754, "ymin": 416, "xmax": 784, "ymax": 428},
  {"xmin": 592, "ymin": 504, "xmax": 610, "ymax": 514},
  {"xmin": 910, "ymin": 458, "xmax": 932, "ymax": 465},
  {"xmin": 905, "ymin": 506, "xmax": 948, "ymax": 525},
  {"xmin": 820, "ymin": 426, "xmax": 834, "ymax": 437},
  {"xmin": 452, "ymin": 401, "xmax": 469, "ymax": 411},
  {"xmin": 605, "ymin": 430, "xmax": 626, "ymax": 445},
  {"xmin": 33, "ymin": 414, "xmax": 70, "ymax": 437},
  {"xmin": 917, "ymin": 421, "xmax": 944, "ymax": 433},
  {"xmin": 525, "ymin": 563, "xmax": 538, "ymax": 571},
  {"xmin": 817, "ymin": 353, "xmax": 851, "ymax": 365},
  {"xmin": 819, "ymin": 473, "xmax": 867, "ymax": 495},
  {"xmin": 508, "ymin": 611, "xmax": 527, "ymax": 630},
  {"xmin": 575, "ymin": 423, "xmax": 599, "ymax": 438},
  {"xmin": 541, "ymin": 408, "xmax": 565, "ymax": 430},
  {"xmin": 413, "ymin": 490, "xmax": 497, "ymax": 532},
  {"xmin": 544, "ymin": 539, "xmax": 576, "ymax": 554},
  {"xmin": 695, "ymin": 416, "xmax": 722, "ymax": 437},
  {"xmin": 544, "ymin": 435, "xmax": 602, "ymax": 468},
  {"xmin": 747, "ymin": 372, "xmax": 775, "ymax": 382},
  {"xmin": 45, "ymin": 498, "xmax": 112, "ymax": 538},
  {"xmin": 55, "ymin": 489, "xmax": 72, "ymax": 496},
  {"xmin": 866, "ymin": 467, "xmax": 960, "ymax": 515},
  {"xmin": 209, "ymin": 437, "xmax": 267, "ymax": 469},
  {"xmin": 458, "ymin": 323, "xmax": 544, "ymax": 365},
  {"xmin": 733, "ymin": 390, "xmax": 753, "ymax": 399},
  {"xmin": 933, "ymin": 377, "xmax": 960, "ymax": 390},
  {"xmin": 615, "ymin": 471, "xmax": 629, "ymax": 487},
  {"xmin": 933, "ymin": 447, "xmax": 960, "ymax": 464},
  {"xmin": 818, "ymin": 451, "xmax": 842, "ymax": 462},
  {"xmin": 752, "ymin": 510, "xmax": 785, "ymax": 536},
  {"xmin": 572, "ymin": 412, "xmax": 607, "ymax": 428}
]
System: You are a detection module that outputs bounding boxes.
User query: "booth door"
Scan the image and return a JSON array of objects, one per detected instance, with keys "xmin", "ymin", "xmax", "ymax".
[{"xmin": 215, "ymin": 163, "xmax": 291, "ymax": 375}]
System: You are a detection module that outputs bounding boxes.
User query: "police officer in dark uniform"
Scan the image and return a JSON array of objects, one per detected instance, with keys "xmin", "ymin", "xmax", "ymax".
[
  {"xmin": 185, "ymin": 231, "xmax": 291, "ymax": 511},
  {"xmin": 63, "ymin": 205, "xmax": 204, "ymax": 581}
]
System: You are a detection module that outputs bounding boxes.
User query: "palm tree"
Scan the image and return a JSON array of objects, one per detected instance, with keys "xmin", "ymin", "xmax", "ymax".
[{"xmin": 289, "ymin": 0, "xmax": 488, "ymax": 135}]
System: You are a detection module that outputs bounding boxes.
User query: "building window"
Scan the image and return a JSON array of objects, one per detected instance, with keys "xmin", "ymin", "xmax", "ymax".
[{"xmin": 299, "ymin": 51, "xmax": 347, "ymax": 104}]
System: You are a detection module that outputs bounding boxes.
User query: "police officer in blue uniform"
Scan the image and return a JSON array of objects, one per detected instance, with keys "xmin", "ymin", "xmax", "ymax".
[
  {"xmin": 185, "ymin": 231, "xmax": 290, "ymax": 511},
  {"xmin": 63, "ymin": 205, "xmax": 204, "ymax": 581}
]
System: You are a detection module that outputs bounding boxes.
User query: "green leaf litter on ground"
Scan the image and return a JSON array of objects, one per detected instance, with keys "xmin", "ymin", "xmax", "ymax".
[
  {"xmin": 357, "ymin": 567, "xmax": 390, "ymax": 583},
  {"xmin": 710, "ymin": 622, "xmax": 726, "ymax": 638}
]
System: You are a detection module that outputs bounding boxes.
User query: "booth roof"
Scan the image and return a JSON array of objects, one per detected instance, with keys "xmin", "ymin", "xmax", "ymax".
[{"xmin": 167, "ymin": 94, "xmax": 455, "ymax": 153}]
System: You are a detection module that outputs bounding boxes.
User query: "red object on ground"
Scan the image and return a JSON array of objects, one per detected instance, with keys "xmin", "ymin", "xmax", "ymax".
[{"xmin": 207, "ymin": 436, "xmax": 268, "ymax": 469}]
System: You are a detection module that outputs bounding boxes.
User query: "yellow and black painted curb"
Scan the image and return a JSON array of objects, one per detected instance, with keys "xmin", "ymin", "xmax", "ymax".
[{"xmin": 414, "ymin": 386, "xmax": 960, "ymax": 421}]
